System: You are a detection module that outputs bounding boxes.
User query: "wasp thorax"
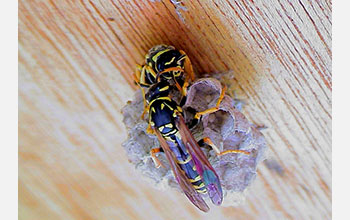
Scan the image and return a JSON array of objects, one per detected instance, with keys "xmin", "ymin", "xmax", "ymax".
[{"xmin": 145, "ymin": 81, "xmax": 171, "ymax": 103}]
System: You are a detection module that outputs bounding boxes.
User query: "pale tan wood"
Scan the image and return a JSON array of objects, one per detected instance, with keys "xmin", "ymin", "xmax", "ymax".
[{"xmin": 19, "ymin": 0, "xmax": 331, "ymax": 219}]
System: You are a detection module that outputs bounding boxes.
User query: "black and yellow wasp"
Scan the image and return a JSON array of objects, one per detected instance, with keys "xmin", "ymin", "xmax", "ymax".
[{"xmin": 134, "ymin": 45, "xmax": 249, "ymax": 212}]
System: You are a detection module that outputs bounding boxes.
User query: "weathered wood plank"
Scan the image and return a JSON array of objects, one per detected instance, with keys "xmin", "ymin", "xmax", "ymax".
[{"xmin": 19, "ymin": 0, "xmax": 331, "ymax": 219}]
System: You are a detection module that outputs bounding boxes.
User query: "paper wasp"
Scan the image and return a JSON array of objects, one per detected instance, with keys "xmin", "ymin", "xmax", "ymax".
[{"xmin": 134, "ymin": 45, "xmax": 250, "ymax": 212}]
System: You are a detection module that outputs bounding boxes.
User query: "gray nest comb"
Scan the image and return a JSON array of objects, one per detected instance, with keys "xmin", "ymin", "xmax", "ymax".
[{"xmin": 122, "ymin": 77, "xmax": 267, "ymax": 206}]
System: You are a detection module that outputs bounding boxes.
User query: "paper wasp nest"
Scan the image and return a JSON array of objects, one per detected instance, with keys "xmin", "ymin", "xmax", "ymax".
[{"xmin": 122, "ymin": 77, "xmax": 267, "ymax": 206}]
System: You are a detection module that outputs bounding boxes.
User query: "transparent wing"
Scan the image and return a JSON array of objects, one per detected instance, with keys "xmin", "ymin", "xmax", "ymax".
[
  {"xmin": 176, "ymin": 114, "xmax": 223, "ymax": 206},
  {"xmin": 154, "ymin": 129, "xmax": 210, "ymax": 212}
]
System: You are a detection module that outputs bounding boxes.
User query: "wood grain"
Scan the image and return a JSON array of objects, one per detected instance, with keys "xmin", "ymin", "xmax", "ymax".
[{"xmin": 19, "ymin": 0, "xmax": 331, "ymax": 219}]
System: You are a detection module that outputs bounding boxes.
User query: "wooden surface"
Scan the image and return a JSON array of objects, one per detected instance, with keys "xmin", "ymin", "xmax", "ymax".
[{"xmin": 19, "ymin": 0, "xmax": 331, "ymax": 219}]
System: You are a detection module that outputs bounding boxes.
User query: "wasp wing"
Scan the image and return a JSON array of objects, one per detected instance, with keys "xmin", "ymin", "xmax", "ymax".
[
  {"xmin": 176, "ymin": 114, "xmax": 223, "ymax": 206},
  {"xmin": 154, "ymin": 129, "xmax": 210, "ymax": 212}
]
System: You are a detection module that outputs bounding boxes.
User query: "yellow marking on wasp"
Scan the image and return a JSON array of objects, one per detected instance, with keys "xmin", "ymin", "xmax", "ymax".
[
  {"xmin": 193, "ymin": 165, "xmax": 197, "ymax": 171},
  {"xmin": 158, "ymin": 126, "xmax": 165, "ymax": 132},
  {"xmin": 174, "ymin": 71, "xmax": 181, "ymax": 77},
  {"xmin": 159, "ymin": 85, "xmax": 169, "ymax": 92},
  {"xmin": 151, "ymin": 107, "xmax": 156, "ymax": 113},
  {"xmin": 193, "ymin": 183, "xmax": 205, "ymax": 189},
  {"xmin": 148, "ymin": 96, "xmax": 172, "ymax": 107},
  {"xmin": 146, "ymin": 123, "xmax": 154, "ymax": 134},
  {"xmin": 177, "ymin": 106, "xmax": 183, "ymax": 113},
  {"xmin": 146, "ymin": 65, "xmax": 157, "ymax": 79},
  {"xmin": 165, "ymin": 123, "xmax": 173, "ymax": 128},
  {"xmin": 177, "ymin": 54, "xmax": 186, "ymax": 63},
  {"xmin": 172, "ymin": 110, "xmax": 179, "ymax": 117},
  {"xmin": 164, "ymin": 56, "xmax": 176, "ymax": 65},
  {"xmin": 161, "ymin": 103, "xmax": 165, "ymax": 110},
  {"xmin": 164, "ymin": 136, "xmax": 174, "ymax": 142},
  {"xmin": 177, "ymin": 155, "xmax": 192, "ymax": 164},
  {"xmin": 141, "ymin": 67, "xmax": 146, "ymax": 83},
  {"xmin": 163, "ymin": 129, "xmax": 177, "ymax": 136},
  {"xmin": 164, "ymin": 102, "xmax": 174, "ymax": 111},
  {"xmin": 152, "ymin": 49, "xmax": 171, "ymax": 63},
  {"xmin": 197, "ymin": 189, "xmax": 207, "ymax": 194},
  {"xmin": 189, "ymin": 175, "xmax": 201, "ymax": 183},
  {"xmin": 136, "ymin": 64, "xmax": 143, "ymax": 71}
]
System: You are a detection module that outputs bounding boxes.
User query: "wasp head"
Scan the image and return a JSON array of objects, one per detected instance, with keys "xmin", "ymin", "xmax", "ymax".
[{"xmin": 146, "ymin": 45, "xmax": 185, "ymax": 81}]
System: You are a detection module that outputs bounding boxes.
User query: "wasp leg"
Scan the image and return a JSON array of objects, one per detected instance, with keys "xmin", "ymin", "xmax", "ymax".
[
  {"xmin": 156, "ymin": 67, "xmax": 185, "ymax": 95},
  {"xmin": 194, "ymin": 84, "xmax": 227, "ymax": 120},
  {"xmin": 140, "ymin": 88, "xmax": 149, "ymax": 120},
  {"xmin": 150, "ymin": 147, "xmax": 165, "ymax": 168},
  {"xmin": 145, "ymin": 65, "xmax": 157, "ymax": 82},
  {"xmin": 156, "ymin": 67, "xmax": 184, "ymax": 81},
  {"xmin": 181, "ymin": 72, "xmax": 190, "ymax": 98},
  {"xmin": 156, "ymin": 65, "xmax": 189, "ymax": 98},
  {"xmin": 179, "ymin": 50, "xmax": 195, "ymax": 98},
  {"xmin": 146, "ymin": 122, "xmax": 156, "ymax": 135},
  {"xmin": 172, "ymin": 76, "xmax": 184, "ymax": 95},
  {"xmin": 179, "ymin": 49, "xmax": 195, "ymax": 81},
  {"xmin": 199, "ymin": 137, "xmax": 250, "ymax": 156},
  {"xmin": 133, "ymin": 64, "xmax": 143, "ymax": 85},
  {"xmin": 134, "ymin": 65, "xmax": 149, "ymax": 120}
]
